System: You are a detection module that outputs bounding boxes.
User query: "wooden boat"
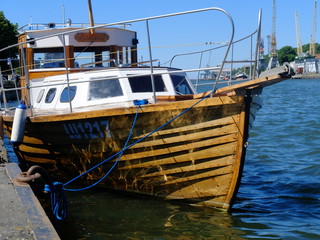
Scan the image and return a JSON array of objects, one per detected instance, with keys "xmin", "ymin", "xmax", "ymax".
[{"xmin": 0, "ymin": 6, "xmax": 293, "ymax": 210}]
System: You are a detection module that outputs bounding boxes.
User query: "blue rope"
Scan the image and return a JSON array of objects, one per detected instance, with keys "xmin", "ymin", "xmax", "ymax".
[
  {"xmin": 44, "ymin": 106, "xmax": 140, "ymax": 220},
  {"xmin": 62, "ymin": 90, "xmax": 213, "ymax": 188},
  {"xmin": 64, "ymin": 106, "xmax": 140, "ymax": 191},
  {"xmin": 45, "ymin": 88, "xmax": 215, "ymax": 220},
  {"xmin": 44, "ymin": 182, "xmax": 68, "ymax": 220}
]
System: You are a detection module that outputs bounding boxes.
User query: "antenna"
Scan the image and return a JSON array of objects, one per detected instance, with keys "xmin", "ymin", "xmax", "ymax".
[{"xmin": 62, "ymin": 4, "xmax": 65, "ymax": 25}]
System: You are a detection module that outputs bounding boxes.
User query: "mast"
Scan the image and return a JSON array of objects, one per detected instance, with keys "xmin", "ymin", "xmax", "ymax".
[{"xmin": 88, "ymin": 0, "xmax": 95, "ymax": 34}]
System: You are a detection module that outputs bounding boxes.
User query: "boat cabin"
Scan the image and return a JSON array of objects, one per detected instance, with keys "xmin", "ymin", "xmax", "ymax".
[
  {"xmin": 17, "ymin": 24, "xmax": 195, "ymax": 112},
  {"xmin": 18, "ymin": 25, "xmax": 138, "ymax": 73}
]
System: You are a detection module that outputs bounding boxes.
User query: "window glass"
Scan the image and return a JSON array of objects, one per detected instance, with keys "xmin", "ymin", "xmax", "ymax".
[
  {"xmin": 171, "ymin": 75, "xmax": 193, "ymax": 95},
  {"xmin": 34, "ymin": 52, "xmax": 64, "ymax": 69},
  {"xmin": 88, "ymin": 78, "xmax": 123, "ymax": 100},
  {"xmin": 45, "ymin": 88, "xmax": 57, "ymax": 103},
  {"xmin": 37, "ymin": 89, "xmax": 45, "ymax": 103},
  {"xmin": 60, "ymin": 86, "xmax": 77, "ymax": 102},
  {"xmin": 128, "ymin": 75, "xmax": 166, "ymax": 92}
]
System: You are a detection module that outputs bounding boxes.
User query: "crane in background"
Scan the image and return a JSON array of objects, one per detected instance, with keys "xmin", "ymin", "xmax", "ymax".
[
  {"xmin": 310, "ymin": 0, "xmax": 317, "ymax": 56},
  {"xmin": 295, "ymin": 11, "xmax": 303, "ymax": 58},
  {"xmin": 267, "ymin": 0, "xmax": 279, "ymax": 69}
]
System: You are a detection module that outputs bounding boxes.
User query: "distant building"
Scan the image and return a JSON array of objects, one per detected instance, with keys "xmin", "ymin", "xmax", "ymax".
[{"xmin": 292, "ymin": 57, "xmax": 319, "ymax": 74}]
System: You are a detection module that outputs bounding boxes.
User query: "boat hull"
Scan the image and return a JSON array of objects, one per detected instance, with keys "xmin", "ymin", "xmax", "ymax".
[{"xmin": 3, "ymin": 95, "xmax": 251, "ymax": 210}]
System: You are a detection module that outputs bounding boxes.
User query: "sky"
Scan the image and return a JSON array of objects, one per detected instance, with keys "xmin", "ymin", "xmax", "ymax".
[
  {"xmin": 1, "ymin": 0, "xmax": 318, "ymax": 48},
  {"xmin": 0, "ymin": 0, "xmax": 318, "ymax": 68}
]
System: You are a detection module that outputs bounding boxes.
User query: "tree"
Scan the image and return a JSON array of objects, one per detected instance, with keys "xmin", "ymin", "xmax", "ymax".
[
  {"xmin": 277, "ymin": 46, "xmax": 296, "ymax": 65},
  {"xmin": 0, "ymin": 11, "xmax": 18, "ymax": 73},
  {"xmin": 301, "ymin": 43, "xmax": 320, "ymax": 56}
]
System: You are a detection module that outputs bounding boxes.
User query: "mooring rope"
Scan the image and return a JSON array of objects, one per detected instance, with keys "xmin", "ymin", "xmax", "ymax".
[
  {"xmin": 45, "ymin": 105, "xmax": 140, "ymax": 220},
  {"xmin": 45, "ymin": 87, "xmax": 215, "ymax": 220},
  {"xmin": 64, "ymin": 105, "xmax": 140, "ymax": 191}
]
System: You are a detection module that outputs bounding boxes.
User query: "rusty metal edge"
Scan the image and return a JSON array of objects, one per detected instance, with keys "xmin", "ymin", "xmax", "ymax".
[{"xmin": 5, "ymin": 163, "xmax": 60, "ymax": 240}]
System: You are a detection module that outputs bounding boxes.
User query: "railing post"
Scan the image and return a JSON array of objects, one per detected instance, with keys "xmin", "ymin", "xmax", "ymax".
[
  {"xmin": 62, "ymin": 34, "xmax": 73, "ymax": 113},
  {"xmin": 254, "ymin": 9, "xmax": 262, "ymax": 79},
  {"xmin": 0, "ymin": 67, "xmax": 8, "ymax": 111},
  {"xmin": 145, "ymin": 19, "xmax": 156, "ymax": 103},
  {"xmin": 250, "ymin": 35, "xmax": 253, "ymax": 79},
  {"xmin": 20, "ymin": 47, "xmax": 33, "ymax": 116}
]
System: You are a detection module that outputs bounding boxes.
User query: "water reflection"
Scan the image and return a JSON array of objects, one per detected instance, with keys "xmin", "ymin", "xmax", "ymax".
[{"xmin": 54, "ymin": 188, "xmax": 247, "ymax": 239}]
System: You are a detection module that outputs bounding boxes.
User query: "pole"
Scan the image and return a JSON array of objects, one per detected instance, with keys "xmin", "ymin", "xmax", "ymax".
[{"xmin": 88, "ymin": 0, "xmax": 95, "ymax": 34}]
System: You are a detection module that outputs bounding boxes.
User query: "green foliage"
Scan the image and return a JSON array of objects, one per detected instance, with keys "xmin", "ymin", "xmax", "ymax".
[
  {"xmin": 0, "ymin": 11, "xmax": 18, "ymax": 72},
  {"xmin": 301, "ymin": 43, "xmax": 320, "ymax": 56},
  {"xmin": 277, "ymin": 46, "xmax": 296, "ymax": 65}
]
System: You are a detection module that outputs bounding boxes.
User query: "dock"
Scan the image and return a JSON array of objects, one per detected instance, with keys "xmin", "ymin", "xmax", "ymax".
[{"xmin": 0, "ymin": 163, "xmax": 60, "ymax": 240}]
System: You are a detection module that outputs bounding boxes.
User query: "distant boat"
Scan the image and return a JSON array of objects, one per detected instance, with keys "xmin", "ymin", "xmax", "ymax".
[
  {"xmin": 234, "ymin": 72, "xmax": 249, "ymax": 80},
  {"xmin": 0, "ymin": 6, "xmax": 293, "ymax": 210}
]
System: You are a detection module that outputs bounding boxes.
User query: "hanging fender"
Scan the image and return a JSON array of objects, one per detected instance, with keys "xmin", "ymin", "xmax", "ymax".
[{"xmin": 11, "ymin": 102, "xmax": 27, "ymax": 144}]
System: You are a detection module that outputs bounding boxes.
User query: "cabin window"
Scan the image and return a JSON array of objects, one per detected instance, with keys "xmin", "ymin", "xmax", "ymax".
[
  {"xmin": 34, "ymin": 51, "xmax": 64, "ymax": 69},
  {"xmin": 128, "ymin": 75, "xmax": 166, "ymax": 92},
  {"xmin": 60, "ymin": 86, "xmax": 77, "ymax": 102},
  {"xmin": 45, "ymin": 88, "xmax": 57, "ymax": 103},
  {"xmin": 37, "ymin": 89, "xmax": 45, "ymax": 103},
  {"xmin": 88, "ymin": 78, "xmax": 123, "ymax": 100},
  {"xmin": 75, "ymin": 51, "xmax": 111, "ymax": 68},
  {"xmin": 171, "ymin": 75, "xmax": 193, "ymax": 95}
]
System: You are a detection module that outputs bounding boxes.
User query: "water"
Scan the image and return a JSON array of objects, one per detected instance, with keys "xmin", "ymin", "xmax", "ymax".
[{"xmin": 6, "ymin": 79, "xmax": 320, "ymax": 239}]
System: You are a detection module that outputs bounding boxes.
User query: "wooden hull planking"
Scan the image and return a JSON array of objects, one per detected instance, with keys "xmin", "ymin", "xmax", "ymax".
[{"xmin": 3, "ymin": 95, "xmax": 250, "ymax": 209}]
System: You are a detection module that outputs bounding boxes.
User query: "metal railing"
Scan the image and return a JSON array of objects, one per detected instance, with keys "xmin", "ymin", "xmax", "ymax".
[
  {"xmin": 0, "ymin": 7, "xmax": 262, "ymax": 114},
  {"xmin": 171, "ymin": 9, "xmax": 262, "ymax": 91}
]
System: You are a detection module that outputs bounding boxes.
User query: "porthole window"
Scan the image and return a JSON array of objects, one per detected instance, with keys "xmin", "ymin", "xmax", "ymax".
[
  {"xmin": 37, "ymin": 89, "xmax": 45, "ymax": 103},
  {"xmin": 60, "ymin": 86, "xmax": 77, "ymax": 102},
  {"xmin": 45, "ymin": 88, "xmax": 57, "ymax": 103}
]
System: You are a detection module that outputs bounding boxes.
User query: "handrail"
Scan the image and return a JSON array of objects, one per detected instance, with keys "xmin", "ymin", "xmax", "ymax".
[
  {"xmin": 0, "ymin": 8, "xmax": 233, "ymax": 53},
  {"xmin": 0, "ymin": 7, "xmax": 245, "ymax": 112},
  {"xmin": 169, "ymin": 29, "xmax": 258, "ymax": 67},
  {"xmin": 80, "ymin": 59, "xmax": 118, "ymax": 68},
  {"xmin": 170, "ymin": 21, "xmax": 261, "ymax": 90}
]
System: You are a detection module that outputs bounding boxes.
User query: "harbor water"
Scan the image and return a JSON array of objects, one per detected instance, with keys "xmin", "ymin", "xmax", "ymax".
[{"xmin": 5, "ymin": 79, "xmax": 320, "ymax": 239}]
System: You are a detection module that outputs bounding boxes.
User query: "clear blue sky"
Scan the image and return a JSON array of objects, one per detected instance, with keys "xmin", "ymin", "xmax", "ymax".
[
  {"xmin": 1, "ymin": 0, "xmax": 317, "ymax": 49},
  {"xmin": 0, "ymin": 0, "xmax": 318, "ymax": 68}
]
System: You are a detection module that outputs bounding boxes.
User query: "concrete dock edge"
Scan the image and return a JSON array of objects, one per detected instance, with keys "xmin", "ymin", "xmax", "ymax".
[{"xmin": 0, "ymin": 163, "xmax": 60, "ymax": 240}]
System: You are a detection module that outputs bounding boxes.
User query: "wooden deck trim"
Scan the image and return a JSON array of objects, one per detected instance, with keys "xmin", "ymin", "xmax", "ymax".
[
  {"xmin": 133, "ymin": 115, "xmax": 239, "ymax": 139},
  {"xmin": 223, "ymin": 104, "xmax": 247, "ymax": 206},
  {"xmin": 213, "ymin": 74, "xmax": 286, "ymax": 95},
  {"xmin": 121, "ymin": 133, "xmax": 237, "ymax": 162},
  {"xmin": 119, "ymin": 142, "xmax": 237, "ymax": 169},
  {"xmin": 130, "ymin": 123, "xmax": 238, "ymax": 149},
  {"xmin": 160, "ymin": 165, "xmax": 233, "ymax": 186},
  {"xmin": 2, "ymin": 96, "xmax": 243, "ymax": 122},
  {"xmin": 138, "ymin": 155, "xmax": 235, "ymax": 178}
]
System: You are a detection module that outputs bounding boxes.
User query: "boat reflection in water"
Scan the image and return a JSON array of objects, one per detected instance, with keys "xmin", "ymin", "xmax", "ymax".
[{"xmin": 54, "ymin": 187, "xmax": 247, "ymax": 239}]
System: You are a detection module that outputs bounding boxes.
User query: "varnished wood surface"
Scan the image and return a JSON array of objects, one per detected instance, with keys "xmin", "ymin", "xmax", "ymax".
[{"xmin": 2, "ymin": 95, "xmax": 248, "ymax": 210}]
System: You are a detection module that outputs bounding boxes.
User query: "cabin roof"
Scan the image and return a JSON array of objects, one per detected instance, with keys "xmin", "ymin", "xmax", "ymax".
[{"xmin": 18, "ymin": 27, "xmax": 137, "ymax": 48}]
